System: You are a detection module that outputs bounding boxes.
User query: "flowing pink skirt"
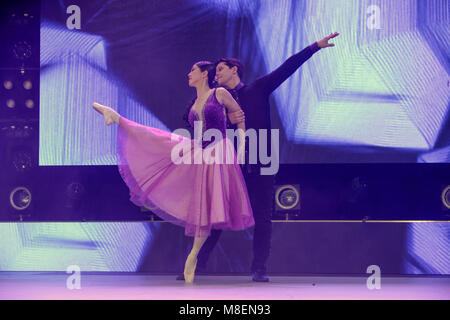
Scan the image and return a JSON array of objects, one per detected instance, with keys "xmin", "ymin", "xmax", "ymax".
[{"xmin": 117, "ymin": 116, "xmax": 254, "ymax": 237}]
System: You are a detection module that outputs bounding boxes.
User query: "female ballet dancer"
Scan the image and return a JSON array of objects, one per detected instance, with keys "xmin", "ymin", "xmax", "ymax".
[{"xmin": 92, "ymin": 61, "xmax": 254, "ymax": 283}]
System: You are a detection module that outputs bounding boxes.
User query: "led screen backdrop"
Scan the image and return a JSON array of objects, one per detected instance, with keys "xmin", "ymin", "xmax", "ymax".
[
  {"xmin": 3, "ymin": 0, "xmax": 444, "ymax": 275},
  {"xmin": 1, "ymin": 222, "xmax": 449, "ymax": 275},
  {"xmin": 39, "ymin": 0, "xmax": 450, "ymax": 165}
]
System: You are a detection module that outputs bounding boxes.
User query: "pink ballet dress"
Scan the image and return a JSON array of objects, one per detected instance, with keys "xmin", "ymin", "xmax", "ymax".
[{"xmin": 117, "ymin": 88, "xmax": 254, "ymax": 237}]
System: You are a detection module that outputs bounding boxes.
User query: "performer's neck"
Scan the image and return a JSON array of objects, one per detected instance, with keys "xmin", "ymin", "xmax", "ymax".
[
  {"xmin": 195, "ymin": 82, "xmax": 212, "ymax": 98},
  {"xmin": 224, "ymin": 77, "xmax": 241, "ymax": 90}
]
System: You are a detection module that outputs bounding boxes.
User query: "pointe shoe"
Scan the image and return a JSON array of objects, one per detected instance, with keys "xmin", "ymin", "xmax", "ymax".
[
  {"xmin": 183, "ymin": 254, "xmax": 198, "ymax": 284},
  {"xmin": 92, "ymin": 102, "xmax": 120, "ymax": 125}
]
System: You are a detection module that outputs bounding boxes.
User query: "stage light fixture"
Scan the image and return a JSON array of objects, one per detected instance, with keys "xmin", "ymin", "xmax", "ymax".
[
  {"xmin": 351, "ymin": 176, "xmax": 367, "ymax": 191},
  {"xmin": 13, "ymin": 41, "xmax": 32, "ymax": 61},
  {"xmin": 4, "ymin": 81, "xmax": 13, "ymax": 90},
  {"xmin": 62, "ymin": 181, "xmax": 86, "ymax": 211},
  {"xmin": 347, "ymin": 176, "xmax": 369, "ymax": 204},
  {"xmin": 23, "ymin": 80, "xmax": 32, "ymax": 90},
  {"xmin": 66, "ymin": 182, "xmax": 85, "ymax": 200},
  {"xmin": 1, "ymin": 123, "xmax": 35, "ymax": 139},
  {"xmin": 442, "ymin": 186, "xmax": 450, "ymax": 210},
  {"xmin": 12, "ymin": 150, "xmax": 33, "ymax": 173},
  {"xmin": 25, "ymin": 99, "xmax": 34, "ymax": 109},
  {"xmin": 6, "ymin": 99, "xmax": 15, "ymax": 108},
  {"xmin": 9, "ymin": 12, "xmax": 35, "ymax": 26}
]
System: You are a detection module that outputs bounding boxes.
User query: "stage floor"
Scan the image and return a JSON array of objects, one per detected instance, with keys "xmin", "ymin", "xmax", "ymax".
[{"xmin": 0, "ymin": 272, "xmax": 449, "ymax": 300}]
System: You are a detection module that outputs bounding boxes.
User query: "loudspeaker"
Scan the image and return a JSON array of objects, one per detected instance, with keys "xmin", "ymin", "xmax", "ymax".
[
  {"xmin": 441, "ymin": 185, "xmax": 450, "ymax": 211},
  {"xmin": 273, "ymin": 184, "xmax": 300, "ymax": 219},
  {"xmin": 0, "ymin": 120, "xmax": 38, "ymax": 221}
]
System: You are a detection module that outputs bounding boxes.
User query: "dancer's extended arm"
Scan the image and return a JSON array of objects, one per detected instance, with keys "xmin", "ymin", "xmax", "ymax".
[{"xmin": 256, "ymin": 32, "xmax": 339, "ymax": 94}]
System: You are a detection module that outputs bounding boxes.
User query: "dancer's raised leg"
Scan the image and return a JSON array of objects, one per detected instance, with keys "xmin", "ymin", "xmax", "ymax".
[
  {"xmin": 184, "ymin": 236, "xmax": 208, "ymax": 283},
  {"xmin": 92, "ymin": 102, "xmax": 120, "ymax": 125}
]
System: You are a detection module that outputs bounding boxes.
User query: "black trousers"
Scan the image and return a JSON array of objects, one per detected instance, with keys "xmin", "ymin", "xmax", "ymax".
[{"xmin": 197, "ymin": 164, "xmax": 274, "ymax": 273}]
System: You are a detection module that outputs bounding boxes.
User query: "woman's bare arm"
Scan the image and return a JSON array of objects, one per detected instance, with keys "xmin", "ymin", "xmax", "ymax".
[{"xmin": 216, "ymin": 88, "xmax": 246, "ymax": 163}]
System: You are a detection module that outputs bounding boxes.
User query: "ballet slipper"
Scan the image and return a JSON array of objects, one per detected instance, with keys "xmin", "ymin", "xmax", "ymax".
[
  {"xmin": 183, "ymin": 236, "xmax": 207, "ymax": 283},
  {"xmin": 183, "ymin": 253, "xmax": 198, "ymax": 284},
  {"xmin": 92, "ymin": 102, "xmax": 120, "ymax": 125}
]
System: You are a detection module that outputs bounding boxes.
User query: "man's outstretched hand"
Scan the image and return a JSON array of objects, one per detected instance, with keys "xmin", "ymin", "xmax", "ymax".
[{"xmin": 317, "ymin": 32, "xmax": 339, "ymax": 48}]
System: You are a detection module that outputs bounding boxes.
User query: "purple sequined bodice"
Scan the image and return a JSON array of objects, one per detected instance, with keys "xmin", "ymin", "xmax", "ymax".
[{"xmin": 188, "ymin": 89, "xmax": 226, "ymax": 147}]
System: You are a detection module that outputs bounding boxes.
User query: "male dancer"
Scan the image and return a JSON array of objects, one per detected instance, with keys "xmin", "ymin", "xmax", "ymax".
[{"xmin": 178, "ymin": 32, "xmax": 339, "ymax": 282}]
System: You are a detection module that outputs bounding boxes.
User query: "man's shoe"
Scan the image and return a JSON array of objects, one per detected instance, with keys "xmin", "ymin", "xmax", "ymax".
[
  {"xmin": 176, "ymin": 273, "xmax": 185, "ymax": 281},
  {"xmin": 252, "ymin": 270, "xmax": 269, "ymax": 282}
]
